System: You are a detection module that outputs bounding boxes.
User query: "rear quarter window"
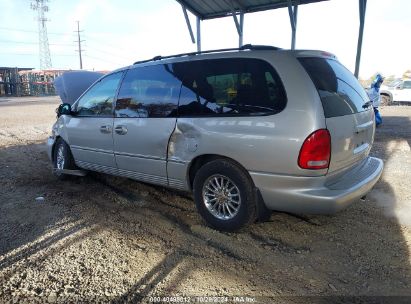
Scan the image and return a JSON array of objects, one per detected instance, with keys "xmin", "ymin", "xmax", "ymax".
[
  {"xmin": 298, "ymin": 57, "xmax": 370, "ymax": 118},
  {"xmin": 171, "ymin": 58, "xmax": 287, "ymax": 117}
]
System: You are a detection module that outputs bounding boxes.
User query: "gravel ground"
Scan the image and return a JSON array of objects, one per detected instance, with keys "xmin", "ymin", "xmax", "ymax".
[{"xmin": 0, "ymin": 96, "xmax": 410, "ymax": 303}]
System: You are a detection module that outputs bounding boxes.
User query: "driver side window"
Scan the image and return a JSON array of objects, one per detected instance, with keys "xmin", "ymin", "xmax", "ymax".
[{"xmin": 76, "ymin": 72, "xmax": 123, "ymax": 116}]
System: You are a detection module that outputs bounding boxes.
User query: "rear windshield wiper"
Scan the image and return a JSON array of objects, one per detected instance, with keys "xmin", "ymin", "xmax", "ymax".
[{"xmin": 362, "ymin": 100, "xmax": 372, "ymax": 109}]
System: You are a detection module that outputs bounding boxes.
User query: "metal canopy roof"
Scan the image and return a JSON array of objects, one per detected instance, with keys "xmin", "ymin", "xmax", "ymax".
[
  {"xmin": 176, "ymin": 0, "xmax": 329, "ymax": 20},
  {"xmin": 177, "ymin": 0, "xmax": 367, "ymax": 77}
]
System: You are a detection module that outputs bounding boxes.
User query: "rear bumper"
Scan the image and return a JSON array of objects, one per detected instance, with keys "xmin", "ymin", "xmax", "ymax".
[{"xmin": 250, "ymin": 157, "xmax": 383, "ymax": 214}]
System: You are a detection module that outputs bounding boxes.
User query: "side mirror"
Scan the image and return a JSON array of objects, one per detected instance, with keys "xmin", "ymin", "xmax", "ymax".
[
  {"xmin": 56, "ymin": 103, "xmax": 72, "ymax": 117},
  {"xmin": 396, "ymin": 85, "xmax": 402, "ymax": 90}
]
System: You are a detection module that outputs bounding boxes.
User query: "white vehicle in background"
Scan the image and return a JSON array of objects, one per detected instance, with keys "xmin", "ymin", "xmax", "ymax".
[{"xmin": 380, "ymin": 79, "xmax": 411, "ymax": 105}]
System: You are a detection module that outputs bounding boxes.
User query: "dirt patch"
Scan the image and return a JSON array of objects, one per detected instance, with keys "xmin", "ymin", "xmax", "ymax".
[{"xmin": 0, "ymin": 98, "xmax": 410, "ymax": 302}]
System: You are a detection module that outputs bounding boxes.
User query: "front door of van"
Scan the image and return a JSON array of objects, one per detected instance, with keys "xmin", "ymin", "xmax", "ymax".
[
  {"xmin": 112, "ymin": 65, "xmax": 180, "ymax": 186},
  {"xmin": 66, "ymin": 72, "xmax": 123, "ymax": 169}
]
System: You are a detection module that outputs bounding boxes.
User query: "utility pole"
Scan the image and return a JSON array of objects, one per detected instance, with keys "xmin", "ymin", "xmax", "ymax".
[
  {"xmin": 31, "ymin": 0, "xmax": 52, "ymax": 69},
  {"xmin": 75, "ymin": 21, "xmax": 85, "ymax": 69}
]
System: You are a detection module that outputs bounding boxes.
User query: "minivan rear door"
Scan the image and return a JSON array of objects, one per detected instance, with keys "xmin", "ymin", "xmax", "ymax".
[{"xmin": 299, "ymin": 57, "xmax": 375, "ymax": 173}]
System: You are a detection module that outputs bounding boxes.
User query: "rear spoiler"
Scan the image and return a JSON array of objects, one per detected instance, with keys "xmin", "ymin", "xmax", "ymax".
[{"xmin": 294, "ymin": 50, "xmax": 338, "ymax": 60}]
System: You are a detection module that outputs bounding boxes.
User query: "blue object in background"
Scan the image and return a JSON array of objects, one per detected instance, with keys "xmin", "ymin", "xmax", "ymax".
[{"xmin": 374, "ymin": 107, "xmax": 382, "ymax": 126}]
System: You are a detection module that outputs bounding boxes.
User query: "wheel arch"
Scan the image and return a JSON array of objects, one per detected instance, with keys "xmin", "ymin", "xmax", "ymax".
[
  {"xmin": 186, "ymin": 154, "xmax": 253, "ymax": 191},
  {"xmin": 52, "ymin": 136, "xmax": 73, "ymax": 164},
  {"xmin": 380, "ymin": 90, "xmax": 393, "ymax": 102},
  {"xmin": 51, "ymin": 135, "xmax": 62, "ymax": 162}
]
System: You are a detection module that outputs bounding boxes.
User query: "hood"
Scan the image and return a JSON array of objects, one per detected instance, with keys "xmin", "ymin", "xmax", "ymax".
[{"xmin": 53, "ymin": 70, "xmax": 105, "ymax": 105}]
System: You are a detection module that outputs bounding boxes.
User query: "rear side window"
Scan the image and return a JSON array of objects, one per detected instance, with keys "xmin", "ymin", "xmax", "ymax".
[
  {"xmin": 172, "ymin": 58, "xmax": 286, "ymax": 117},
  {"xmin": 403, "ymin": 81, "xmax": 411, "ymax": 89},
  {"xmin": 115, "ymin": 65, "xmax": 180, "ymax": 118},
  {"xmin": 298, "ymin": 57, "xmax": 369, "ymax": 118}
]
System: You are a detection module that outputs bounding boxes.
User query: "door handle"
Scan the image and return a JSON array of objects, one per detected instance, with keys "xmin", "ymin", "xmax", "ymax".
[
  {"xmin": 115, "ymin": 125, "xmax": 128, "ymax": 135},
  {"xmin": 100, "ymin": 125, "xmax": 112, "ymax": 134}
]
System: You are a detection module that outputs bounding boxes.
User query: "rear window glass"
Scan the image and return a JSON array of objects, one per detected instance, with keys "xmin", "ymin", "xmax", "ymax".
[
  {"xmin": 298, "ymin": 57, "xmax": 369, "ymax": 118},
  {"xmin": 171, "ymin": 58, "xmax": 287, "ymax": 117}
]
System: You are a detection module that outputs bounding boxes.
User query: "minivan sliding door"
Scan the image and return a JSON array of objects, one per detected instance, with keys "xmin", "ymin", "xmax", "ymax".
[{"xmin": 113, "ymin": 64, "xmax": 180, "ymax": 186}]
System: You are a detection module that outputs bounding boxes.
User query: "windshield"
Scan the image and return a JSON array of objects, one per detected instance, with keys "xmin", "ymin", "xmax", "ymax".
[{"xmin": 385, "ymin": 79, "xmax": 402, "ymax": 88}]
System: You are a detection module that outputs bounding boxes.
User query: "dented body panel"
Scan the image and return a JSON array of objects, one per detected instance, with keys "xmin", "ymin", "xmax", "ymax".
[{"xmin": 167, "ymin": 107, "xmax": 326, "ymax": 191}]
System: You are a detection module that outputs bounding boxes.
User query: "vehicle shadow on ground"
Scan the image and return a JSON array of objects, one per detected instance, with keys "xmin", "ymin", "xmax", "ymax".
[
  {"xmin": 0, "ymin": 143, "xmax": 79, "ymax": 258},
  {"xmin": 0, "ymin": 112, "xmax": 410, "ymax": 300},
  {"xmin": 110, "ymin": 115, "xmax": 411, "ymax": 298},
  {"xmin": 0, "ymin": 142, "xmax": 104, "ymax": 288}
]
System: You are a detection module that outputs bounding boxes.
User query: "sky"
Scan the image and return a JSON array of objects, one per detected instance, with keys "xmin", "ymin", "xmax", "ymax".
[{"xmin": 0, "ymin": 0, "xmax": 410, "ymax": 79}]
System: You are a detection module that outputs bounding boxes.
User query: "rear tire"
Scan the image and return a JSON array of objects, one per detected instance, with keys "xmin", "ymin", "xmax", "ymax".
[
  {"xmin": 193, "ymin": 159, "xmax": 257, "ymax": 231},
  {"xmin": 53, "ymin": 138, "xmax": 76, "ymax": 180}
]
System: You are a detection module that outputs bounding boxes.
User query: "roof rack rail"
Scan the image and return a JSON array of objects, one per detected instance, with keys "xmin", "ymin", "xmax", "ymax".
[{"xmin": 133, "ymin": 44, "xmax": 280, "ymax": 65}]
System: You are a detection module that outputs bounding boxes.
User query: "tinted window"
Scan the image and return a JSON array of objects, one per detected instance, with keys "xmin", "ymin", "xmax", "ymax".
[
  {"xmin": 172, "ymin": 58, "xmax": 286, "ymax": 117},
  {"xmin": 115, "ymin": 65, "xmax": 180, "ymax": 118},
  {"xmin": 387, "ymin": 79, "xmax": 401, "ymax": 88},
  {"xmin": 403, "ymin": 81, "xmax": 411, "ymax": 89},
  {"xmin": 299, "ymin": 57, "xmax": 369, "ymax": 118},
  {"xmin": 76, "ymin": 72, "xmax": 122, "ymax": 116}
]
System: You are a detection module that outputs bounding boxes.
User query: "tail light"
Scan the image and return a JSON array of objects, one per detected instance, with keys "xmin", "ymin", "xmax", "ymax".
[{"xmin": 298, "ymin": 129, "xmax": 331, "ymax": 170}]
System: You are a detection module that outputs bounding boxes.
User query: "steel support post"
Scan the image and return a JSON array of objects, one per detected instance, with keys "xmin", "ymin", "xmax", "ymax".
[
  {"xmin": 239, "ymin": 13, "xmax": 244, "ymax": 47},
  {"xmin": 354, "ymin": 0, "xmax": 367, "ymax": 78},
  {"xmin": 287, "ymin": 0, "xmax": 298, "ymax": 50},
  {"xmin": 182, "ymin": 5, "xmax": 195, "ymax": 44},
  {"xmin": 197, "ymin": 16, "xmax": 201, "ymax": 52},
  {"xmin": 232, "ymin": 12, "xmax": 244, "ymax": 48}
]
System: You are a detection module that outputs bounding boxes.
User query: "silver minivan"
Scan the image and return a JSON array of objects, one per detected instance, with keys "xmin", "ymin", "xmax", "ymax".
[{"xmin": 47, "ymin": 45, "xmax": 383, "ymax": 231}]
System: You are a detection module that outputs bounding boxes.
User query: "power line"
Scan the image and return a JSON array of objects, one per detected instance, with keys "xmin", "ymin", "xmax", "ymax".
[
  {"xmin": 0, "ymin": 53, "xmax": 75, "ymax": 56},
  {"xmin": 0, "ymin": 25, "xmax": 127, "ymax": 67},
  {"xmin": 0, "ymin": 39, "xmax": 74, "ymax": 46},
  {"xmin": 83, "ymin": 35, "xmax": 137, "ymax": 51},
  {"xmin": 82, "ymin": 36, "xmax": 135, "ymax": 62},
  {"xmin": 0, "ymin": 26, "xmax": 67, "ymax": 35},
  {"xmin": 0, "ymin": 27, "xmax": 134, "ymax": 60},
  {"xmin": 84, "ymin": 45, "xmax": 131, "ymax": 61},
  {"xmin": 84, "ymin": 55, "xmax": 123, "ymax": 67}
]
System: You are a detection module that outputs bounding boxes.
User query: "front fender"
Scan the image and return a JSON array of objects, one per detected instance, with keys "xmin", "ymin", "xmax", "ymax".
[
  {"xmin": 47, "ymin": 115, "xmax": 72, "ymax": 162},
  {"xmin": 53, "ymin": 115, "xmax": 71, "ymax": 144}
]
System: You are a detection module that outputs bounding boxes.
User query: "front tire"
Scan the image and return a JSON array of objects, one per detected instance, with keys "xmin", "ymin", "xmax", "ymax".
[
  {"xmin": 380, "ymin": 95, "xmax": 391, "ymax": 106},
  {"xmin": 53, "ymin": 138, "xmax": 75, "ymax": 179},
  {"xmin": 193, "ymin": 159, "xmax": 257, "ymax": 231}
]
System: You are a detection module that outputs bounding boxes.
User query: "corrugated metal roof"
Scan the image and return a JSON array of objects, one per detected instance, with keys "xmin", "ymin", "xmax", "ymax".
[{"xmin": 176, "ymin": 0, "xmax": 329, "ymax": 20}]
